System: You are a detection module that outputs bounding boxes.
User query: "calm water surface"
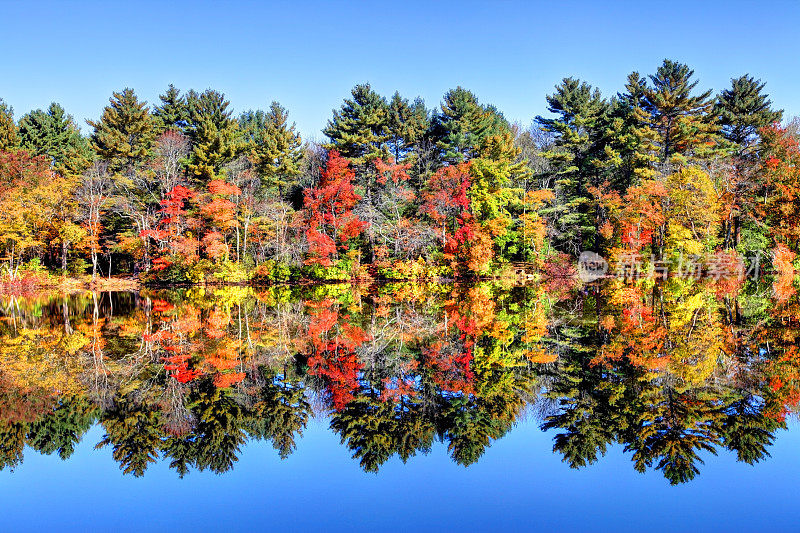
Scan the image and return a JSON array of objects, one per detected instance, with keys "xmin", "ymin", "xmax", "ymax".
[{"xmin": 0, "ymin": 280, "xmax": 798, "ymax": 531}]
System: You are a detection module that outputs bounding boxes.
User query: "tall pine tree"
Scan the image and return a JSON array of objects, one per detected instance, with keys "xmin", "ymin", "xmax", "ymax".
[
  {"xmin": 153, "ymin": 84, "xmax": 189, "ymax": 134},
  {"xmin": 241, "ymin": 102, "xmax": 303, "ymax": 194},
  {"xmin": 641, "ymin": 60, "xmax": 720, "ymax": 166},
  {"xmin": 19, "ymin": 102, "xmax": 92, "ymax": 176},
  {"xmin": 88, "ymin": 88, "xmax": 154, "ymax": 175},
  {"xmin": 716, "ymin": 75, "xmax": 783, "ymax": 155},
  {"xmin": 185, "ymin": 89, "xmax": 239, "ymax": 183},
  {"xmin": 258, "ymin": 102, "xmax": 302, "ymax": 193},
  {"xmin": 323, "ymin": 83, "xmax": 390, "ymax": 166},
  {"xmin": 431, "ymin": 87, "xmax": 492, "ymax": 164},
  {"xmin": 537, "ymin": 78, "xmax": 608, "ymax": 254},
  {"xmin": 597, "ymin": 72, "xmax": 658, "ymax": 189},
  {"xmin": 0, "ymin": 98, "xmax": 19, "ymax": 151},
  {"xmin": 387, "ymin": 92, "xmax": 429, "ymax": 163}
]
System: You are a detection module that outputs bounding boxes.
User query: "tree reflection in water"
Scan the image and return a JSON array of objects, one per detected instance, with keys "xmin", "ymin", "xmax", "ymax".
[{"xmin": 0, "ymin": 277, "xmax": 797, "ymax": 485}]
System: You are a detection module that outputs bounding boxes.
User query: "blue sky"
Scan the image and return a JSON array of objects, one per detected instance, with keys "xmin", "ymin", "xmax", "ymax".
[{"xmin": 2, "ymin": 0, "xmax": 799, "ymax": 138}]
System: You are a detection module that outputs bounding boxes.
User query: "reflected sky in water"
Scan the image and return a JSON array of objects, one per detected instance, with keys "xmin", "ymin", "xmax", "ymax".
[{"xmin": 3, "ymin": 420, "xmax": 800, "ymax": 532}]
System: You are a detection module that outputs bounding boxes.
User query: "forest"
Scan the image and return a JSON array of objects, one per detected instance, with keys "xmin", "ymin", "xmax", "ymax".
[
  {"xmin": 0, "ymin": 58, "xmax": 797, "ymax": 288},
  {"xmin": 2, "ymin": 58, "xmax": 800, "ymax": 485}
]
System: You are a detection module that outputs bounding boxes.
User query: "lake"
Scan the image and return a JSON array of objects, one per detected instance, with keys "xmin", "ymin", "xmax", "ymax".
[{"xmin": 0, "ymin": 279, "xmax": 798, "ymax": 531}]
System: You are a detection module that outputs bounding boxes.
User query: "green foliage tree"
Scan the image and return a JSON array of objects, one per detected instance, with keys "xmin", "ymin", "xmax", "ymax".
[
  {"xmin": 152, "ymin": 84, "xmax": 189, "ymax": 134},
  {"xmin": 716, "ymin": 75, "xmax": 783, "ymax": 155},
  {"xmin": 640, "ymin": 59, "xmax": 721, "ymax": 165},
  {"xmin": 185, "ymin": 89, "xmax": 240, "ymax": 183},
  {"xmin": 597, "ymin": 72, "xmax": 658, "ymax": 189},
  {"xmin": 26, "ymin": 395, "xmax": 98, "ymax": 459},
  {"xmin": 18, "ymin": 103, "xmax": 92, "ymax": 176},
  {"xmin": 0, "ymin": 98, "xmax": 19, "ymax": 151},
  {"xmin": 387, "ymin": 92, "xmax": 429, "ymax": 163},
  {"xmin": 242, "ymin": 102, "xmax": 302, "ymax": 194},
  {"xmin": 323, "ymin": 83, "xmax": 390, "ymax": 166},
  {"xmin": 431, "ymin": 86, "xmax": 493, "ymax": 164},
  {"xmin": 537, "ymin": 78, "xmax": 608, "ymax": 253},
  {"xmin": 88, "ymin": 88, "xmax": 155, "ymax": 175}
]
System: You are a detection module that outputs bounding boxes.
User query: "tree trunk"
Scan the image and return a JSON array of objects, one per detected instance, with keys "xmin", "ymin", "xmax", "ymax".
[{"xmin": 62, "ymin": 241, "xmax": 68, "ymax": 273}]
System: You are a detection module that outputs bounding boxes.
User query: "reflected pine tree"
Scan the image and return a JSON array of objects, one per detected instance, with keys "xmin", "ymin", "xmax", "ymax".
[
  {"xmin": 96, "ymin": 395, "xmax": 164, "ymax": 477},
  {"xmin": 27, "ymin": 395, "xmax": 98, "ymax": 460},
  {"xmin": 245, "ymin": 367, "xmax": 310, "ymax": 459}
]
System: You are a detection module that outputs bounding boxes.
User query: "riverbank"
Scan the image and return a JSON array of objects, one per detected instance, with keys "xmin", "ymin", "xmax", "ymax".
[
  {"xmin": 0, "ymin": 260, "xmax": 561, "ymax": 298},
  {"xmin": 0, "ymin": 272, "xmax": 139, "ymax": 297}
]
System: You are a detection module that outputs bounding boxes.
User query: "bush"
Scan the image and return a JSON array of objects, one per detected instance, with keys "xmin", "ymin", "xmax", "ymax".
[
  {"xmin": 252, "ymin": 260, "xmax": 293, "ymax": 284},
  {"xmin": 210, "ymin": 260, "xmax": 249, "ymax": 283},
  {"xmin": 67, "ymin": 258, "xmax": 91, "ymax": 276},
  {"xmin": 23, "ymin": 257, "xmax": 47, "ymax": 273},
  {"xmin": 302, "ymin": 261, "xmax": 352, "ymax": 281}
]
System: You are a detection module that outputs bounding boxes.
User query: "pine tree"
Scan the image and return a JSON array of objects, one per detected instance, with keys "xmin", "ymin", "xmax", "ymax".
[
  {"xmin": 431, "ymin": 87, "xmax": 492, "ymax": 164},
  {"xmin": 185, "ymin": 89, "xmax": 239, "ymax": 183},
  {"xmin": 597, "ymin": 72, "xmax": 658, "ymax": 189},
  {"xmin": 537, "ymin": 78, "xmax": 608, "ymax": 254},
  {"xmin": 88, "ymin": 88, "xmax": 155, "ymax": 175},
  {"xmin": 239, "ymin": 108, "xmax": 269, "ymax": 156},
  {"xmin": 323, "ymin": 83, "xmax": 390, "ymax": 166},
  {"xmin": 0, "ymin": 98, "xmax": 19, "ymax": 151},
  {"xmin": 18, "ymin": 102, "xmax": 92, "ymax": 176},
  {"xmin": 248, "ymin": 102, "xmax": 302, "ymax": 194},
  {"xmin": 716, "ymin": 75, "xmax": 783, "ymax": 155},
  {"xmin": 641, "ymin": 60, "xmax": 720, "ymax": 166},
  {"xmin": 152, "ymin": 84, "xmax": 189, "ymax": 134},
  {"xmin": 387, "ymin": 92, "xmax": 428, "ymax": 163}
]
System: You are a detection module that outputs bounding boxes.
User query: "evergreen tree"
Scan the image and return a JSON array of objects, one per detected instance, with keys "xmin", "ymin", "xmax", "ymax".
[
  {"xmin": 251, "ymin": 102, "xmax": 302, "ymax": 194},
  {"xmin": 323, "ymin": 83, "xmax": 390, "ymax": 166},
  {"xmin": 387, "ymin": 92, "xmax": 429, "ymax": 163},
  {"xmin": 88, "ymin": 88, "xmax": 155, "ymax": 175},
  {"xmin": 96, "ymin": 396, "xmax": 163, "ymax": 477},
  {"xmin": 0, "ymin": 98, "xmax": 19, "ymax": 151},
  {"xmin": 716, "ymin": 75, "xmax": 783, "ymax": 155},
  {"xmin": 185, "ymin": 89, "xmax": 239, "ymax": 182},
  {"xmin": 152, "ymin": 84, "xmax": 189, "ymax": 134},
  {"xmin": 18, "ymin": 102, "xmax": 92, "ymax": 176},
  {"xmin": 26, "ymin": 396, "xmax": 98, "ymax": 460},
  {"xmin": 431, "ymin": 87, "xmax": 492, "ymax": 164},
  {"xmin": 537, "ymin": 78, "xmax": 608, "ymax": 254},
  {"xmin": 597, "ymin": 72, "xmax": 658, "ymax": 189},
  {"xmin": 641, "ymin": 60, "xmax": 720, "ymax": 166}
]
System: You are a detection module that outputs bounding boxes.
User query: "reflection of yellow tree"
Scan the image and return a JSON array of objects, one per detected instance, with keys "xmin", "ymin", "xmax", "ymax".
[
  {"xmin": 0, "ymin": 326, "xmax": 86, "ymax": 395},
  {"xmin": 598, "ymin": 278, "xmax": 730, "ymax": 385}
]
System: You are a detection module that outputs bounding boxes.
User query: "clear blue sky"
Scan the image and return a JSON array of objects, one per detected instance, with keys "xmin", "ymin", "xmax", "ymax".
[{"xmin": 2, "ymin": 0, "xmax": 799, "ymax": 138}]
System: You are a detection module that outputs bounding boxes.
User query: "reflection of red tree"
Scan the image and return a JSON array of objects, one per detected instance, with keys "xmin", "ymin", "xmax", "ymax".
[
  {"xmin": 305, "ymin": 300, "xmax": 368, "ymax": 410},
  {"xmin": 761, "ymin": 292, "xmax": 800, "ymax": 421},
  {"xmin": 419, "ymin": 287, "xmax": 505, "ymax": 395},
  {"xmin": 148, "ymin": 299, "xmax": 248, "ymax": 388},
  {"xmin": 381, "ymin": 362, "xmax": 418, "ymax": 403},
  {"xmin": 764, "ymin": 345, "xmax": 800, "ymax": 421},
  {"xmin": 596, "ymin": 286, "xmax": 667, "ymax": 369},
  {"xmin": 147, "ymin": 299, "xmax": 202, "ymax": 384}
]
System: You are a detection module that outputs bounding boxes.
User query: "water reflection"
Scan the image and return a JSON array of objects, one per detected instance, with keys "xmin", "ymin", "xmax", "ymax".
[{"xmin": 0, "ymin": 277, "xmax": 797, "ymax": 484}]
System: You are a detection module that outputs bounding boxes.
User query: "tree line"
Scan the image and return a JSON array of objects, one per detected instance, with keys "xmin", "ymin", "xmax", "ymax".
[{"xmin": 0, "ymin": 59, "xmax": 796, "ymax": 284}]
